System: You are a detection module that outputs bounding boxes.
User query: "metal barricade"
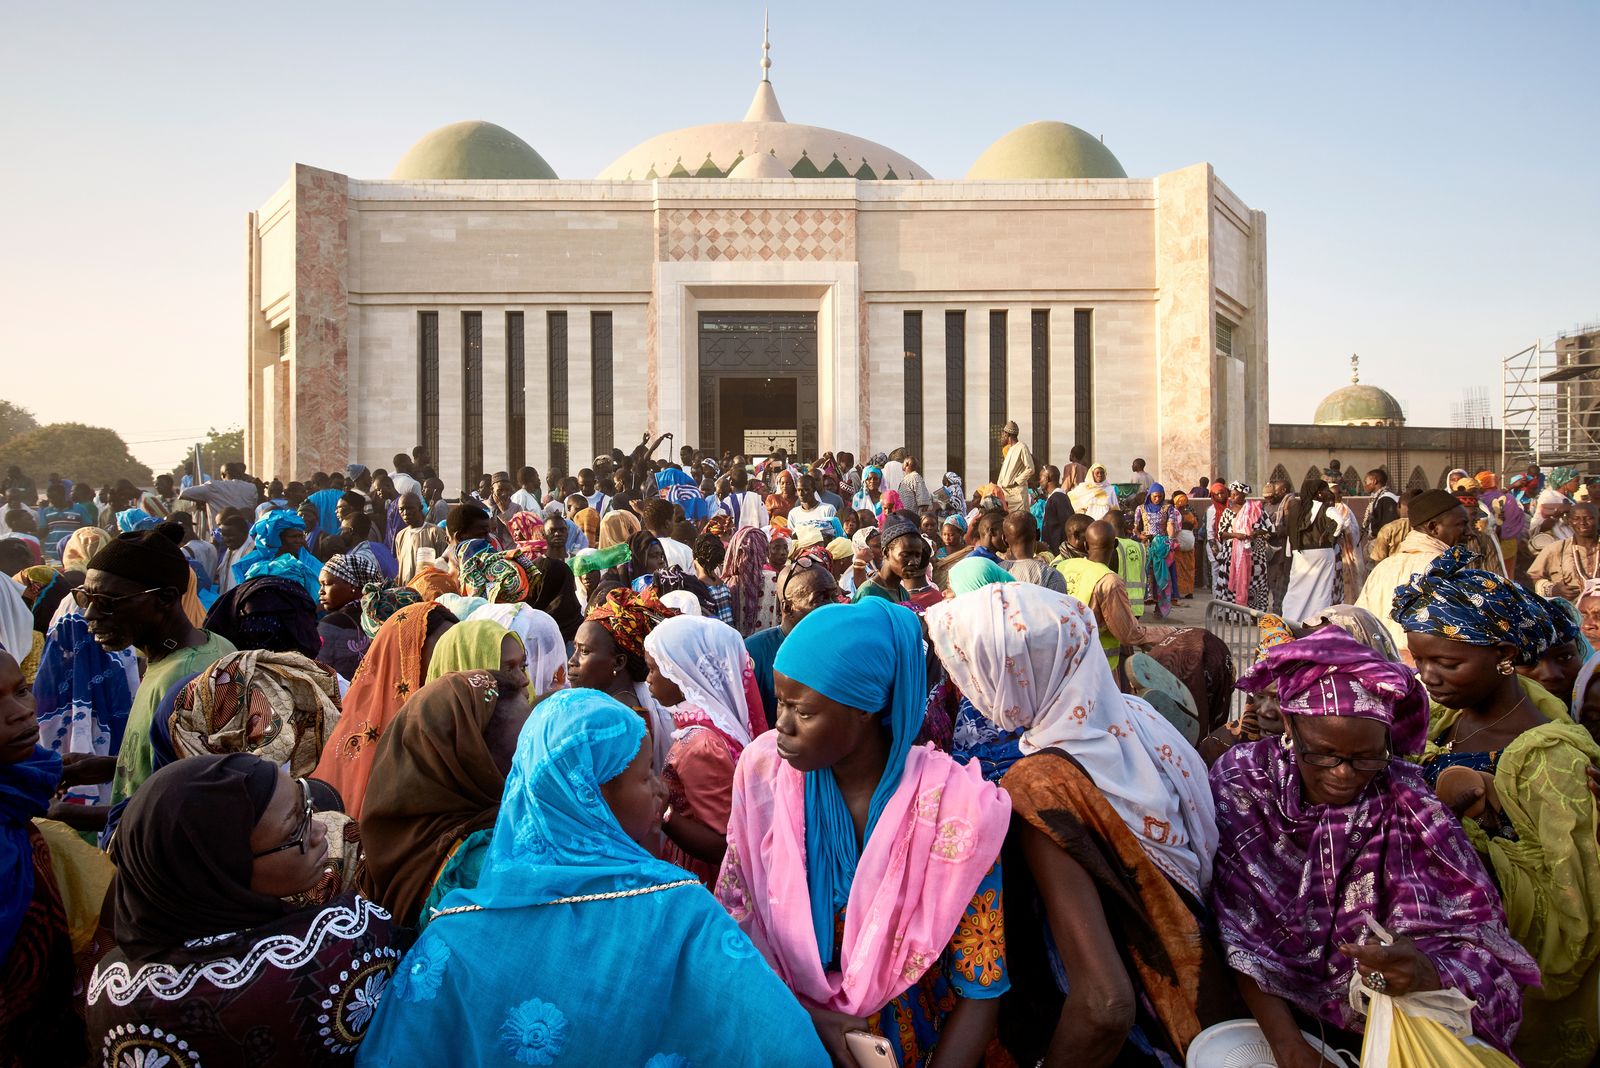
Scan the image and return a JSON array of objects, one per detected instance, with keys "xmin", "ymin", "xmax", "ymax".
[{"xmin": 1205, "ymin": 600, "xmax": 1265, "ymax": 723}]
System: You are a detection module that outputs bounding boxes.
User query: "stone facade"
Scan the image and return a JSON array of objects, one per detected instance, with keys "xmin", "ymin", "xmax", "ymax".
[{"xmin": 247, "ymin": 167, "xmax": 1268, "ymax": 493}]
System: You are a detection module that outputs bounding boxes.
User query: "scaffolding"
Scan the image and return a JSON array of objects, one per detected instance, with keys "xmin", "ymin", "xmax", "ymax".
[{"xmin": 1501, "ymin": 326, "xmax": 1600, "ymax": 474}]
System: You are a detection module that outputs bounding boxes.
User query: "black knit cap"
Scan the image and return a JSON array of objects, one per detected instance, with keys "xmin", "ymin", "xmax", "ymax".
[
  {"xmin": 86, "ymin": 522, "xmax": 191, "ymax": 591},
  {"xmin": 1408, "ymin": 489, "xmax": 1462, "ymax": 528}
]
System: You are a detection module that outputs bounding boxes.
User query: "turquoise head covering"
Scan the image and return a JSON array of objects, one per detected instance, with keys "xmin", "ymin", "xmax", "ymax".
[
  {"xmin": 773, "ymin": 598, "xmax": 925, "ymax": 967},
  {"xmin": 949, "ymin": 557, "xmax": 1015, "ymax": 595},
  {"xmin": 361, "ymin": 686, "xmax": 829, "ymax": 1065},
  {"xmin": 1550, "ymin": 598, "xmax": 1597, "ymax": 665},
  {"xmin": 115, "ymin": 508, "xmax": 159, "ymax": 533}
]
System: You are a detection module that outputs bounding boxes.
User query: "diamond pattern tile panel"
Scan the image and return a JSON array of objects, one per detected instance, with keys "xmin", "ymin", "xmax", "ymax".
[{"xmin": 659, "ymin": 208, "xmax": 856, "ymax": 262}]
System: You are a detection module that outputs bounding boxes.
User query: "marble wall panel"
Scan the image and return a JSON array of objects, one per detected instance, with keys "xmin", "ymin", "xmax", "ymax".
[
  {"xmin": 291, "ymin": 166, "xmax": 350, "ymax": 477},
  {"xmin": 1154, "ymin": 164, "xmax": 1216, "ymax": 492}
]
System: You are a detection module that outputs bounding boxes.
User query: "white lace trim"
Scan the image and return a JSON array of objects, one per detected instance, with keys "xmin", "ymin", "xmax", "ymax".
[{"xmin": 88, "ymin": 897, "xmax": 390, "ymax": 1007}]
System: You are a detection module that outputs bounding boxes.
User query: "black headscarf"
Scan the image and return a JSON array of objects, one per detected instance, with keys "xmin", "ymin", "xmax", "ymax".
[
  {"xmin": 203, "ymin": 576, "xmax": 320, "ymax": 657},
  {"xmin": 110, "ymin": 753, "xmax": 288, "ymax": 962},
  {"xmin": 1287, "ymin": 474, "xmax": 1338, "ymax": 551}
]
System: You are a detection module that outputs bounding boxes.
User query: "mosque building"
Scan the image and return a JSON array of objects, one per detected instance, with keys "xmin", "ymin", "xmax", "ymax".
[{"xmin": 245, "ymin": 28, "xmax": 1269, "ymax": 493}]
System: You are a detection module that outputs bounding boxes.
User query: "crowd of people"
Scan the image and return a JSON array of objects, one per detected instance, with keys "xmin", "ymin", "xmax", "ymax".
[{"xmin": 0, "ymin": 430, "xmax": 1597, "ymax": 1067}]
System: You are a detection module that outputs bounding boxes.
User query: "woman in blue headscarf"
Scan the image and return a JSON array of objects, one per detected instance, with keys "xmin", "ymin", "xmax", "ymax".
[
  {"xmin": 1135, "ymin": 484, "xmax": 1177, "ymax": 617},
  {"xmin": 717, "ymin": 598, "xmax": 1013, "ymax": 1067},
  {"xmin": 233, "ymin": 509, "xmax": 322, "ymax": 601},
  {"xmin": 357, "ymin": 687, "xmax": 826, "ymax": 1066}
]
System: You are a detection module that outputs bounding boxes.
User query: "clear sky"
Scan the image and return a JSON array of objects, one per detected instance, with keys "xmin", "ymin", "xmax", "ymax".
[{"xmin": 3, "ymin": 1, "xmax": 1596, "ymax": 471}]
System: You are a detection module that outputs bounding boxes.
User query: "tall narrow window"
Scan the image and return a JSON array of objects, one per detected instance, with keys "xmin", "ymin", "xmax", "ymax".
[
  {"xmin": 989, "ymin": 311, "xmax": 1007, "ymax": 475},
  {"xmin": 591, "ymin": 311, "xmax": 614, "ymax": 457},
  {"xmin": 1073, "ymin": 309, "xmax": 1093, "ymax": 457},
  {"xmin": 506, "ymin": 312, "xmax": 526, "ymax": 473},
  {"xmin": 548, "ymin": 311, "xmax": 569, "ymax": 477},
  {"xmin": 462, "ymin": 312, "xmax": 483, "ymax": 490},
  {"xmin": 945, "ymin": 311, "xmax": 965, "ymax": 477},
  {"xmin": 1031, "ymin": 310, "xmax": 1050, "ymax": 464},
  {"xmin": 903, "ymin": 312, "xmax": 923, "ymax": 461},
  {"xmin": 417, "ymin": 312, "xmax": 439, "ymax": 468}
]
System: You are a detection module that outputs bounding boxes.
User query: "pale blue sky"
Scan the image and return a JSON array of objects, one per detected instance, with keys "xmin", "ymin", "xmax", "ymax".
[{"xmin": 3, "ymin": 1, "xmax": 1596, "ymax": 470}]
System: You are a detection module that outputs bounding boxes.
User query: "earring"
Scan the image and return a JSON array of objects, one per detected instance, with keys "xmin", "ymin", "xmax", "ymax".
[
  {"xmin": 1280, "ymin": 732, "xmax": 1293, "ymax": 750},
  {"xmin": 1497, "ymin": 660, "xmax": 1515, "ymax": 676}
]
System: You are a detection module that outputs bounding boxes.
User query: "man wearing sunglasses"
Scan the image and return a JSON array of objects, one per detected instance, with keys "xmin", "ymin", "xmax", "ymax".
[
  {"xmin": 745, "ymin": 552, "xmax": 844, "ymax": 729},
  {"xmin": 77, "ymin": 522, "xmax": 236, "ymax": 815}
]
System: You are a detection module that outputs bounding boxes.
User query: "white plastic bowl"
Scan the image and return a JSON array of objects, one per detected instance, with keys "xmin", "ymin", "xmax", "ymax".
[{"xmin": 1187, "ymin": 1020, "xmax": 1355, "ymax": 1067}]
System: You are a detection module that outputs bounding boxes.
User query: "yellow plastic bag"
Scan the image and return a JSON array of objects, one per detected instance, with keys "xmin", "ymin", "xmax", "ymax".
[{"xmin": 1357, "ymin": 987, "xmax": 1515, "ymax": 1067}]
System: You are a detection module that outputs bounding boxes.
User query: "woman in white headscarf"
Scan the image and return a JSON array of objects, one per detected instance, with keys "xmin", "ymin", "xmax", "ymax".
[
  {"xmin": 641, "ymin": 615, "xmax": 766, "ymax": 887},
  {"xmin": 1068, "ymin": 463, "xmax": 1119, "ymax": 520},
  {"xmin": 466, "ymin": 602, "xmax": 569, "ymax": 698},
  {"xmin": 926, "ymin": 583, "xmax": 1225, "ymax": 1064},
  {"xmin": 0, "ymin": 577, "xmax": 35, "ymax": 673}
]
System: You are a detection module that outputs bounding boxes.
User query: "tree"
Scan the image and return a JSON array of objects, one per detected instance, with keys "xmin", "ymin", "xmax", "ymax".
[
  {"xmin": 0, "ymin": 400, "xmax": 38, "ymax": 449},
  {"xmin": 0, "ymin": 423, "xmax": 154, "ymax": 488},
  {"xmin": 171, "ymin": 426, "xmax": 244, "ymax": 480}
]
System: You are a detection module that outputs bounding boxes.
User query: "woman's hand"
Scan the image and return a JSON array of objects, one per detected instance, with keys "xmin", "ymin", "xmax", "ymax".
[
  {"xmin": 1338, "ymin": 936, "xmax": 1441, "ymax": 996},
  {"xmin": 58, "ymin": 752, "xmax": 116, "ymax": 789},
  {"xmin": 1272, "ymin": 1038, "xmax": 1338, "ymax": 1068},
  {"xmin": 804, "ymin": 1004, "xmax": 870, "ymax": 1067}
]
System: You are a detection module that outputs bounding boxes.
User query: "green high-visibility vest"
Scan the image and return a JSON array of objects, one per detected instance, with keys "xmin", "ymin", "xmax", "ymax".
[
  {"xmin": 1055, "ymin": 556, "xmax": 1122, "ymax": 667},
  {"xmin": 1118, "ymin": 538, "xmax": 1147, "ymax": 618}
]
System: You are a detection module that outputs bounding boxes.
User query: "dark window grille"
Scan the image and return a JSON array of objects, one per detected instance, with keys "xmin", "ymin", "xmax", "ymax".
[
  {"xmin": 506, "ymin": 312, "xmax": 525, "ymax": 473},
  {"xmin": 945, "ymin": 311, "xmax": 966, "ymax": 476},
  {"xmin": 903, "ymin": 312, "xmax": 923, "ymax": 460},
  {"xmin": 417, "ymin": 312, "xmax": 439, "ymax": 467},
  {"xmin": 989, "ymin": 311, "xmax": 1007, "ymax": 474},
  {"xmin": 1216, "ymin": 315, "xmax": 1235, "ymax": 358},
  {"xmin": 548, "ymin": 312, "xmax": 569, "ymax": 477},
  {"xmin": 591, "ymin": 311, "xmax": 614, "ymax": 457},
  {"xmin": 277, "ymin": 327, "xmax": 289, "ymax": 359},
  {"xmin": 1074, "ymin": 309, "xmax": 1093, "ymax": 456},
  {"xmin": 1031, "ymin": 310, "xmax": 1050, "ymax": 464},
  {"xmin": 462, "ymin": 312, "xmax": 483, "ymax": 490}
]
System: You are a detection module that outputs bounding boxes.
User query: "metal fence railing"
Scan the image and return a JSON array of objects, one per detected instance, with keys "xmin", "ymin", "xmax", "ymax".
[{"xmin": 1204, "ymin": 599, "xmax": 1266, "ymax": 724}]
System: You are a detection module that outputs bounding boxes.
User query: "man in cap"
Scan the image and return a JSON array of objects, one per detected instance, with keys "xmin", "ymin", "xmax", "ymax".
[
  {"xmin": 995, "ymin": 419, "xmax": 1036, "ymax": 514},
  {"xmin": 81, "ymin": 523, "xmax": 237, "ymax": 810},
  {"xmin": 1356, "ymin": 488, "xmax": 1473, "ymax": 659}
]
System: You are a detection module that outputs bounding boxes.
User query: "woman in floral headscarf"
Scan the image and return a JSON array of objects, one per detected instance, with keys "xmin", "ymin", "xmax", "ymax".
[
  {"xmin": 506, "ymin": 511, "xmax": 547, "ymax": 558},
  {"xmin": 567, "ymin": 587, "xmax": 680, "ymax": 774},
  {"xmin": 643, "ymin": 615, "xmax": 766, "ymax": 886},
  {"xmin": 1212, "ymin": 625, "xmax": 1536, "ymax": 1065},
  {"xmin": 1213, "ymin": 481, "xmax": 1271, "ymax": 610},
  {"xmin": 312, "ymin": 602, "xmax": 457, "ymax": 819},
  {"xmin": 850, "ymin": 466, "xmax": 903, "ymax": 525},
  {"xmin": 1395, "ymin": 545, "xmax": 1600, "ymax": 1067}
]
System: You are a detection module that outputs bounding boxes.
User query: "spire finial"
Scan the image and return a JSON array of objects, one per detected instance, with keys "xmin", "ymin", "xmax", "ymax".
[
  {"xmin": 1350, "ymin": 353, "xmax": 1360, "ymax": 385},
  {"xmin": 761, "ymin": 9, "xmax": 772, "ymax": 81}
]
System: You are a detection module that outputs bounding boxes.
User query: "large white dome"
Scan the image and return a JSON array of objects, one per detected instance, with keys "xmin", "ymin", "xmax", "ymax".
[{"xmin": 598, "ymin": 70, "xmax": 928, "ymax": 181}]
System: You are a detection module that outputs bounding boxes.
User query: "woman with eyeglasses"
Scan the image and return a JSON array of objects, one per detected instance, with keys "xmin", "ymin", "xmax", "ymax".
[
  {"xmin": 1395, "ymin": 546, "xmax": 1600, "ymax": 1068},
  {"xmin": 1213, "ymin": 625, "xmax": 1535, "ymax": 1068},
  {"xmin": 86, "ymin": 752, "xmax": 404, "ymax": 1066}
]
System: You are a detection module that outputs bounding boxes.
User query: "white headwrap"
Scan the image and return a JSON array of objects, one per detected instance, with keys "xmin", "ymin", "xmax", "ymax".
[
  {"xmin": 0, "ymin": 576, "xmax": 33, "ymax": 664},
  {"xmin": 467, "ymin": 602, "xmax": 569, "ymax": 698},
  {"xmin": 642, "ymin": 614, "xmax": 763, "ymax": 748},
  {"xmin": 926, "ymin": 583, "xmax": 1217, "ymax": 896}
]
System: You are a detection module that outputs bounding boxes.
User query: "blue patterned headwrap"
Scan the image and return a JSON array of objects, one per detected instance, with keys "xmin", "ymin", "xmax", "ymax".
[
  {"xmin": 772, "ymin": 598, "xmax": 925, "ymax": 967},
  {"xmin": 1392, "ymin": 544, "xmax": 1578, "ymax": 665},
  {"xmin": 115, "ymin": 508, "xmax": 160, "ymax": 533}
]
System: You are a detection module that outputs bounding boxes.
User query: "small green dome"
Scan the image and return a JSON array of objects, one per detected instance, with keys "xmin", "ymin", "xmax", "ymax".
[
  {"xmin": 1313, "ymin": 385, "xmax": 1406, "ymax": 427},
  {"xmin": 391, "ymin": 121, "xmax": 557, "ymax": 180},
  {"xmin": 966, "ymin": 121, "xmax": 1127, "ymax": 180}
]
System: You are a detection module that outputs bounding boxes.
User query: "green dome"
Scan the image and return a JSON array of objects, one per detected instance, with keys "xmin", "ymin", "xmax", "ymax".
[
  {"xmin": 391, "ymin": 121, "xmax": 557, "ymax": 180},
  {"xmin": 966, "ymin": 121, "xmax": 1127, "ymax": 180},
  {"xmin": 1313, "ymin": 384, "xmax": 1405, "ymax": 427}
]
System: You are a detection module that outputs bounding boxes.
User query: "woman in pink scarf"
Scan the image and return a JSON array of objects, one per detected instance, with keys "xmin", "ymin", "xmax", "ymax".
[
  {"xmin": 716, "ymin": 598, "xmax": 1011, "ymax": 1066},
  {"xmin": 642, "ymin": 615, "xmax": 766, "ymax": 886},
  {"xmin": 1217, "ymin": 481, "xmax": 1270, "ymax": 610}
]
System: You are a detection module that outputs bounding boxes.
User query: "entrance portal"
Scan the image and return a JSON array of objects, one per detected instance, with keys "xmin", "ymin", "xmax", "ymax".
[
  {"xmin": 716, "ymin": 377, "xmax": 798, "ymax": 458},
  {"xmin": 698, "ymin": 312, "xmax": 818, "ymax": 458}
]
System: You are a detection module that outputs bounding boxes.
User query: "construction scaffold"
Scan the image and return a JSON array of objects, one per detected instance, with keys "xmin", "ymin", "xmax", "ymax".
[{"xmin": 1501, "ymin": 325, "xmax": 1600, "ymax": 474}]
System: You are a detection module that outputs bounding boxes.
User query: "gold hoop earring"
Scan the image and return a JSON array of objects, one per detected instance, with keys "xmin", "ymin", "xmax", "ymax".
[
  {"xmin": 1280, "ymin": 732, "xmax": 1293, "ymax": 750},
  {"xmin": 1497, "ymin": 660, "xmax": 1515, "ymax": 676}
]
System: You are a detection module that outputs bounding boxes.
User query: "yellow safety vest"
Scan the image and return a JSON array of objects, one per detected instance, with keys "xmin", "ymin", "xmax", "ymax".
[
  {"xmin": 1118, "ymin": 538, "xmax": 1147, "ymax": 618},
  {"xmin": 1055, "ymin": 557, "xmax": 1122, "ymax": 667}
]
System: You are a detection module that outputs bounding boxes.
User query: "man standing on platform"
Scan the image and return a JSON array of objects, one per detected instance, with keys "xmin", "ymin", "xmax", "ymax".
[{"xmin": 995, "ymin": 419, "xmax": 1035, "ymax": 514}]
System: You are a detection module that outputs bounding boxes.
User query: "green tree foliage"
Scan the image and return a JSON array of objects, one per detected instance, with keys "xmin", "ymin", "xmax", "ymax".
[
  {"xmin": 171, "ymin": 426, "xmax": 244, "ymax": 479},
  {"xmin": 0, "ymin": 423, "xmax": 154, "ymax": 487},
  {"xmin": 0, "ymin": 400, "xmax": 38, "ymax": 448}
]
